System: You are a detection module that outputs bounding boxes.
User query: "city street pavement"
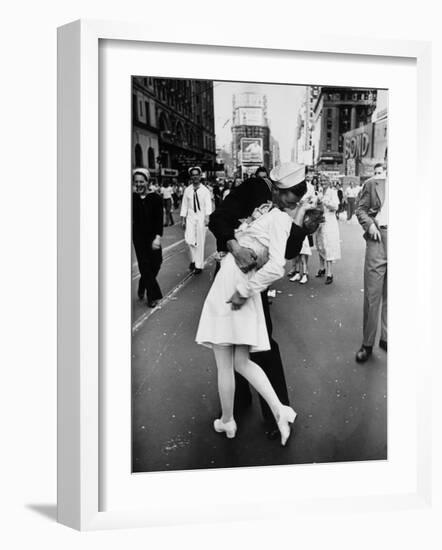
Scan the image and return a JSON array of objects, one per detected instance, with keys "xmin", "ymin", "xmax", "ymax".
[{"xmin": 132, "ymin": 214, "xmax": 387, "ymax": 473}]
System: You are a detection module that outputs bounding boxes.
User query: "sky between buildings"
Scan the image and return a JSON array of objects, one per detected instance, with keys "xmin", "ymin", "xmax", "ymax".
[{"xmin": 214, "ymin": 80, "xmax": 307, "ymax": 163}]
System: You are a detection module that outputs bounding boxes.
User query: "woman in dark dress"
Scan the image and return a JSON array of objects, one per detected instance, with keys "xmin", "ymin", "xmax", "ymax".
[{"xmin": 132, "ymin": 168, "xmax": 164, "ymax": 308}]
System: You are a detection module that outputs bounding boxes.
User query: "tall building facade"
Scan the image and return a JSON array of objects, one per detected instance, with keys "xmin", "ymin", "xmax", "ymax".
[
  {"xmin": 270, "ymin": 136, "xmax": 280, "ymax": 168},
  {"xmin": 311, "ymin": 87, "xmax": 378, "ymax": 173},
  {"xmin": 295, "ymin": 86, "xmax": 320, "ymax": 166},
  {"xmin": 216, "ymin": 147, "xmax": 234, "ymax": 177},
  {"xmin": 132, "ymin": 77, "xmax": 216, "ymax": 182},
  {"xmin": 342, "ymin": 89, "xmax": 388, "ymax": 180},
  {"xmin": 231, "ymin": 91, "xmax": 271, "ymax": 177}
]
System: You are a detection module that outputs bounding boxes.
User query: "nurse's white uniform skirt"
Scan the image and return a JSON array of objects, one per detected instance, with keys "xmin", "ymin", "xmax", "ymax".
[{"xmin": 195, "ymin": 253, "xmax": 270, "ymax": 352}]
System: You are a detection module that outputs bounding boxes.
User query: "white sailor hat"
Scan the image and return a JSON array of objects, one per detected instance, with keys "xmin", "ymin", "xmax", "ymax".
[
  {"xmin": 188, "ymin": 166, "xmax": 202, "ymax": 176},
  {"xmin": 132, "ymin": 168, "xmax": 150, "ymax": 181},
  {"xmin": 270, "ymin": 162, "xmax": 306, "ymax": 190}
]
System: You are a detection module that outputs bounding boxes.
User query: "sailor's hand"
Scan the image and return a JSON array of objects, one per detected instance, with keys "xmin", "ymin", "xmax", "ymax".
[
  {"xmin": 227, "ymin": 240, "xmax": 257, "ymax": 273},
  {"xmin": 151, "ymin": 236, "xmax": 161, "ymax": 250}
]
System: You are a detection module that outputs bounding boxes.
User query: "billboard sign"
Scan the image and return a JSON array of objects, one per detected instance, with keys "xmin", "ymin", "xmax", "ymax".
[
  {"xmin": 346, "ymin": 158, "xmax": 356, "ymax": 176},
  {"xmin": 161, "ymin": 168, "xmax": 179, "ymax": 176},
  {"xmin": 373, "ymin": 118, "xmax": 388, "ymax": 163},
  {"xmin": 240, "ymin": 137, "xmax": 263, "ymax": 164},
  {"xmin": 344, "ymin": 124, "xmax": 374, "ymax": 160},
  {"xmin": 238, "ymin": 107, "xmax": 263, "ymax": 126},
  {"xmin": 236, "ymin": 93, "xmax": 264, "ymax": 108}
]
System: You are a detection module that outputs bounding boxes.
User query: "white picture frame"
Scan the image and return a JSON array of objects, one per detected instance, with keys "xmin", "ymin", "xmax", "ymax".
[{"xmin": 57, "ymin": 19, "xmax": 433, "ymax": 531}]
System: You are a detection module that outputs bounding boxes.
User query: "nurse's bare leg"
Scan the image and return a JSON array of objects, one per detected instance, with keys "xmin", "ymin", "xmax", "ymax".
[{"xmin": 212, "ymin": 344, "xmax": 235, "ymax": 423}]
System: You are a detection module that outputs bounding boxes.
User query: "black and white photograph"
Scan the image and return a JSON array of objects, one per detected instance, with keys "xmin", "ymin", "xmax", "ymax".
[{"xmin": 131, "ymin": 77, "xmax": 388, "ymax": 473}]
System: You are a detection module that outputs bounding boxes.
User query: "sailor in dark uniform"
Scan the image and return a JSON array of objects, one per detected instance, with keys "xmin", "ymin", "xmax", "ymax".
[{"xmin": 132, "ymin": 168, "xmax": 164, "ymax": 308}]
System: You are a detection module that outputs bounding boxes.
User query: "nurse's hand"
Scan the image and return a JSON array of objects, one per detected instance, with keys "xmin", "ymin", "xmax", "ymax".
[
  {"xmin": 181, "ymin": 217, "xmax": 186, "ymax": 229},
  {"xmin": 303, "ymin": 206, "xmax": 325, "ymax": 234},
  {"xmin": 227, "ymin": 290, "xmax": 248, "ymax": 310}
]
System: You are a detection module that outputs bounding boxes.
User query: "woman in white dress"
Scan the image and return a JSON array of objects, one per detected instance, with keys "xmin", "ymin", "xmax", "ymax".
[
  {"xmin": 196, "ymin": 170, "xmax": 316, "ymax": 445},
  {"xmin": 315, "ymin": 180, "xmax": 341, "ymax": 284},
  {"xmin": 289, "ymin": 236, "xmax": 312, "ymax": 284},
  {"xmin": 289, "ymin": 180, "xmax": 316, "ymax": 285}
]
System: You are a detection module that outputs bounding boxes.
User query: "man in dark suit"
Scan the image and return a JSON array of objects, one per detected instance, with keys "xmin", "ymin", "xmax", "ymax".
[
  {"xmin": 209, "ymin": 162, "xmax": 323, "ymax": 438},
  {"xmin": 132, "ymin": 168, "xmax": 164, "ymax": 308},
  {"xmin": 355, "ymin": 163, "xmax": 388, "ymax": 362}
]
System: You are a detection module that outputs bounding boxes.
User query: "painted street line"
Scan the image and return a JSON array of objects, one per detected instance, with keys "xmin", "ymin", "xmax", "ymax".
[
  {"xmin": 132, "ymin": 252, "xmax": 216, "ymax": 334},
  {"xmin": 132, "ymin": 239, "xmax": 186, "ymax": 280}
]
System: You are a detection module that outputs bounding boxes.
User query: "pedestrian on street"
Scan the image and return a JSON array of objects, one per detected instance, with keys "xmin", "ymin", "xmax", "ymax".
[
  {"xmin": 355, "ymin": 163, "xmax": 388, "ymax": 363},
  {"xmin": 208, "ymin": 162, "xmax": 324, "ymax": 440},
  {"xmin": 160, "ymin": 182, "xmax": 175, "ymax": 226},
  {"xmin": 132, "ymin": 168, "xmax": 164, "ymax": 308},
  {"xmin": 171, "ymin": 178, "xmax": 180, "ymax": 209},
  {"xmin": 222, "ymin": 180, "xmax": 232, "ymax": 201},
  {"xmin": 315, "ymin": 177, "xmax": 341, "ymax": 284},
  {"xmin": 288, "ymin": 236, "xmax": 312, "ymax": 285},
  {"xmin": 212, "ymin": 181, "xmax": 222, "ymax": 208},
  {"xmin": 336, "ymin": 183, "xmax": 344, "ymax": 219},
  {"xmin": 255, "ymin": 166, "xmax": 269, "ymax": 179},
  {"xmin": 288, "ymin": 179, "xmax": 316, "ymax": 284},
  {"xmin": 175, "ymin": 181, "xmax": 184, "ymax": 208},
  {"xmin": 345, "ymin": 181, "xmax": 359, "ymax": 220},
  {"xmin": 180, "ymin": 166, "xmax": 213, "ymax": 275}
]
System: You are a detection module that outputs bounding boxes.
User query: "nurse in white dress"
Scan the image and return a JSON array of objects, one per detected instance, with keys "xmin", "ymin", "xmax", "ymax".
[
  {"xmin": 315, "ymin": 180, "xmax": 341, "ymax": 285},
  {"xmin": 180, "ymin": 166, "xmax": 213, "ymax": 273},
  {"xmin": 196, "ymin": 163, "xmax": 313, "ymax": 445}
]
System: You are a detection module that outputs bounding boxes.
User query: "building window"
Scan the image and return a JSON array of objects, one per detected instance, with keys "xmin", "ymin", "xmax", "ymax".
[
  {"xmin": 145, "ymin": 102, "xmax": 150, "ymax": 125},
  {"xmin": 138, "ymin": 100, "xmax": 143, "ymax": 118},
  {"xmin": 132, "ymin": 94, "xmax": 137, "ymax": 121},
  {"xmin": 176, "ymin": 122, "xmax": 184, "ymax": 143},
  {"xmin": 158, "ymin": 112, "xmax": 169, "ymax": 132},
  {"xmin": 148, "ymin": 147, "xmax": 155, "ymax": 169},
  {"xmin": 338, "ymin": 136, "xmax": 344, "ymax": 152},
  {"xmin": 135, "ymin": 144, "xmax": 143, "ymax": 167}
]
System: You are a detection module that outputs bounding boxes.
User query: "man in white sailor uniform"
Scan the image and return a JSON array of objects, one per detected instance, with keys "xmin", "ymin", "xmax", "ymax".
[{"xmin": 180, "ymin": 166, "xmax": 213, "ymax": 274}]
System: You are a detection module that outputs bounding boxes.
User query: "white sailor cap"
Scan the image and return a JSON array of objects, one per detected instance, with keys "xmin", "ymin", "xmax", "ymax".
[
  {"xmin": 270, "ymin": 162, "xmax": 306, "ymax": 189},
  {"xmin": 188, "ymin": 166, "xmax": 202, "ymax": 176},
  {"xmin": 132, "ymin": 168, "xmax": 150, "ymax": 181}
]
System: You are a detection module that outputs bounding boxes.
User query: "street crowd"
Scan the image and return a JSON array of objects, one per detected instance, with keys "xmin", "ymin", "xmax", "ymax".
[{"xmin": 132, "ymin": 161, "xmax": 388, "ymax": 446}]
